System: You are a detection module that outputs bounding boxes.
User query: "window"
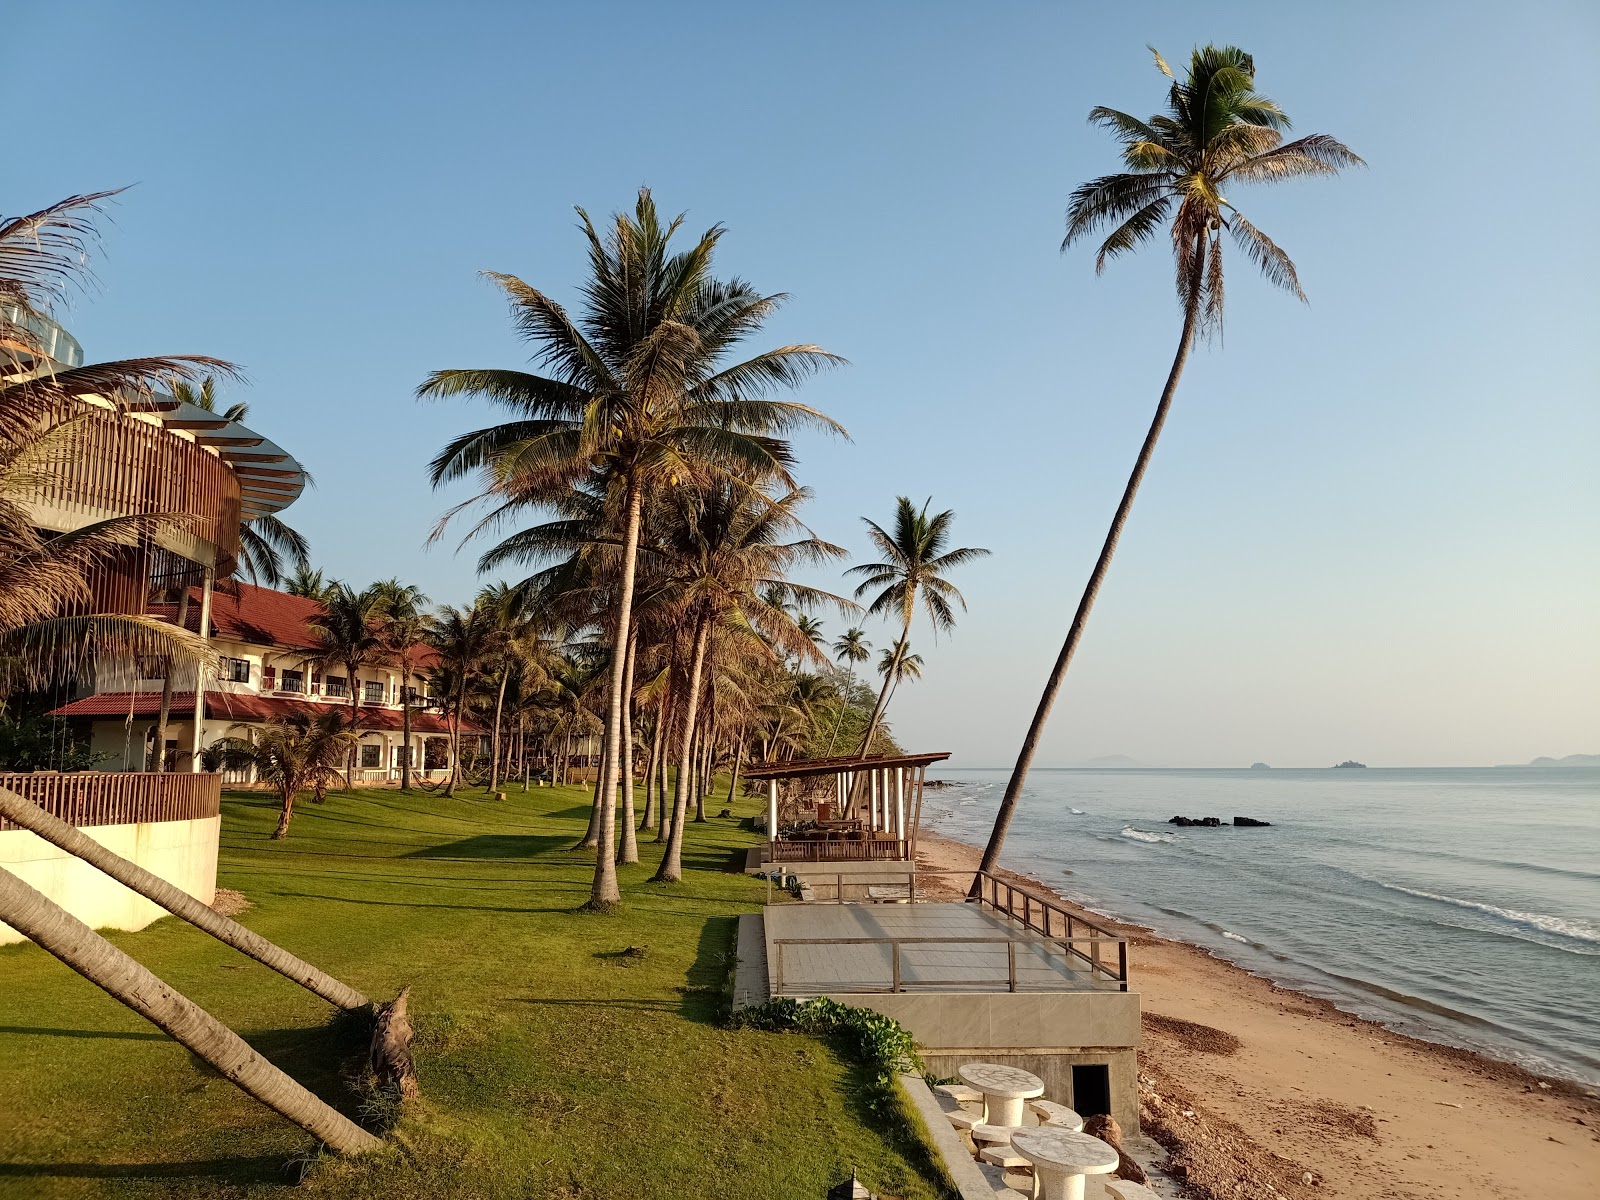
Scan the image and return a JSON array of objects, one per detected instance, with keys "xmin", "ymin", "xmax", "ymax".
[
  {"xmin": 325, "ymin": 675, "xmax": 348, "ymax": 698},
  {"xmin": 220, "ymin": 657, "xmax": 251, "ymax": 684},
  {"xmin": 262, "ymin": 665, "xmax": 276, "ymax": 691},
  {"xmin": 360, "ymin": 744, "xmax": 381, "ymax": 769},
  {"xmin": 363, "ymin": 680, "xmax": 385, "ymax": 705},
  {"xmin": 280, "ymin": 669, "xmax": 304, "ymax": 694}
]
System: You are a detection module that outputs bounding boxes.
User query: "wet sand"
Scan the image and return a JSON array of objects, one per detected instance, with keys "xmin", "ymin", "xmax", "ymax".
[{"xmin": 914, "ymin": 830, "xmax": 1600, "ymax": 1200}]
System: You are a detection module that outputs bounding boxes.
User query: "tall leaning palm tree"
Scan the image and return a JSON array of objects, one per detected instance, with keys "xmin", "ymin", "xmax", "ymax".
[
  {"xmin": 422, "ymin": 189, "xmax": 845, "ymax": 910},
  {"xmin": 976, "ymin": 45, "xmax": 1361, "ymax": 879},
  {"xmin": 823, "ymin": 626, "xmax": 871, "ymax": 755},
  {"xmin": 847, "ymin": 497, "xmax": 988, "ymax": 755}
]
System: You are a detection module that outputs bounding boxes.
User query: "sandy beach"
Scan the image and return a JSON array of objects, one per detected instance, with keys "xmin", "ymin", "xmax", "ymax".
[{"xmin": 914, "ymin": 830, "xmax": 1600, "ymax": 1200}]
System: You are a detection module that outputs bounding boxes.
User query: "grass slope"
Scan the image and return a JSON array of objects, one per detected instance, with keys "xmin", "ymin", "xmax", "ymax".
[{"xmin": 0, "ymin": 783, "xmax": 948, "ymax": 1199}]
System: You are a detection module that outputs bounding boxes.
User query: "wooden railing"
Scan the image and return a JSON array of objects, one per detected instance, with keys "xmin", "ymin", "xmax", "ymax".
[
  {"xmin": 32, "ymin": 399, "xmax": 243, "ymax": 567},
  {"xmin": 973, "ymin": 869, "xmax": 1128, "ymax": 990},
  {"xmin": 770, "ymin": 838, "xmax": 908, "ymax": 862},
  {"xmin": 0, "ymin": 772, "xmax": 222, "ymax": 831}
]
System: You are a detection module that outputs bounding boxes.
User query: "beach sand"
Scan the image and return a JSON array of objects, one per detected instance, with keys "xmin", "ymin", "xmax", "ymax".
[{"xmin": 913, "ymin": 830, "xmax": 1600, "ymax": 1200}]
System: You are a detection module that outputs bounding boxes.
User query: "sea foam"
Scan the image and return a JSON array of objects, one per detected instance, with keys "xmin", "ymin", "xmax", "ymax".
[
  {"xmin": 1120, "ymin": 825, "xmax": 1179, "ymax": 845},
  {"xmin": 1379, "ymin": 882, "xmax": 1600, "ymax": 950}
]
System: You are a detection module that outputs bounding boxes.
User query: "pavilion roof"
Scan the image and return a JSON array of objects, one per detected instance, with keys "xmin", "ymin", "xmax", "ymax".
[{"xmin": 741, "ymin": 751, "xmax": 950, "ymax": 781}]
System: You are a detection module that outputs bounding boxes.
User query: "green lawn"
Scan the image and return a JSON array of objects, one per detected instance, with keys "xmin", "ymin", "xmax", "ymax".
[{"xmin": 0, "ymin": 783, "xmax": 949, "ymax": 1199}]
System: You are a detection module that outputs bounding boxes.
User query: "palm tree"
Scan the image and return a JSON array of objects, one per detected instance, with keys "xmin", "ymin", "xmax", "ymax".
[
  {"xmin": 423, "ymin": 189, "xmax": 845, "ymax": 910},
  {"xmin": 170, "ymin": 375, "xmax": 311, "ymax": 588},
  {"xmin": 217, "ymin": 712, "xmax": 357, "ymax": 839},
  {"xmin": 651, "ymin": 481, "xmax": 849, "ymax": 884},
  {"xmin": 976, "ymin": 46, "xmax": 1361, "ymax": 879},
  {"xmin": 370, "ymin": 578, "xmax": 429, "ymax": 790},
  {"xmin": 823, "ymin": 627, "xmax": 871, "ymax": 755},
  {"xmin": 847, "ymin": 497, "xmax": 988, "ymax": 754},
  {"xmin": 284, "ymin": 565, "xmax": 338, "ymax": 601},
  {"xmin": 308, "ymin": 584, "xmax": 389, "ymax": 788},
  {"xmin": 476, "ymin": 582, "xmax": 548, "ymax": 793},
  {"xmin": 876, "ymin": 638, "xmax": 924, "ymax": 710},
  {"xmin": 428, "ymin": 603, "xmax": 490, "ymax": 797}
]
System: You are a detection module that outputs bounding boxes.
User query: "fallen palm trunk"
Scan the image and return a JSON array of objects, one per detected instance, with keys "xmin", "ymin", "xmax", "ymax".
[
  {"xmin": 0, "ymin": 786, "xmax": 367, "ymax": 1011},
  {"xmin": 0, "ymin": 865, "xmax": 381, "ymax": 1155}
]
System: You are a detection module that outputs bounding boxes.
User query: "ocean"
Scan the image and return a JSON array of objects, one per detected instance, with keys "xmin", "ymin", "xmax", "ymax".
[{"xmin": 921, "ymin": 767, "xmax": 1600, "ymax": 1086}]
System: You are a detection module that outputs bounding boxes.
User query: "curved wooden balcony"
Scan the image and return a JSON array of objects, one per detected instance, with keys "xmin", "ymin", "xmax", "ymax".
[{"xmin": 0, "ymin": 772, "xmax": 221, "ymax": 831}]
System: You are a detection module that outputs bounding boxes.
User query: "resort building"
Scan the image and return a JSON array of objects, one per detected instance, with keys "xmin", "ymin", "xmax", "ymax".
[{"xmin": 48, "ymin": 581, "xmax": 473, "ymax": 783}]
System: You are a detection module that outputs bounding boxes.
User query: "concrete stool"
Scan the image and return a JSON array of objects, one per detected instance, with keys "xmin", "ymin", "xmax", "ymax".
[
  {"xmin": 936, "ymin": 1083, "xmax": 985, "ymax": 1106},
  {"xmin": 1004, "ymin": 1169, "xmax": 1040, "ymax": 1197},
  {"xmin": 1028, "ymin": 1099, "xmax": 1085, "ymax": 1131},
  {"xmin": 971, "ymin": 1123, "xmax": 1016, "ymax": 1145},
  {"xmin": 980, "ymin": 1145, "xmax": 1031, "ymax": 1169},
  {"xmin": 1104, "ymin": 1183, "xmax": 1161, "ymax": 1200},
  {"xmin": 946, "ymin": 1110, "xmax": 980, "ymax": 1131}
]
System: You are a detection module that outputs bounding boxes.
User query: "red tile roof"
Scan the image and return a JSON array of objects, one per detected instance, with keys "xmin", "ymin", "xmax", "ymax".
[
  {"xmin": 47, "ymin": 691, "xmax": 478, "ymax": 734},
  {"xmin": 150, "ymin": 582, "xmax": 443, "ymax": 668}
]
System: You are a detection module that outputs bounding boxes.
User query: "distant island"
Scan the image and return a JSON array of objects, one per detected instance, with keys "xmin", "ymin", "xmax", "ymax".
[
  {"xmin": 1333, "ymin": 760, "xmax": 1367, "ymax": 768},
  {"xmin": 1513, "ymin": 753, "xmax": 1600, "ymax": 768},
  {"xmin": 1250, "ymin": 762, "xmax": 1271, "ymax": 770}
]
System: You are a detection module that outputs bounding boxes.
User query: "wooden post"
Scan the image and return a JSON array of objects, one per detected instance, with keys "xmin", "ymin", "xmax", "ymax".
[
  {"xmin": 767, "ymin": 779, "xmax": 779, "ymax": 851},
  {"xmin": 895, "ymin": 767, "xmax": 906, "ymax": 851},
  {"xmin": 188, "ymin": 565, "xmax": 214, "ymax": 771}
]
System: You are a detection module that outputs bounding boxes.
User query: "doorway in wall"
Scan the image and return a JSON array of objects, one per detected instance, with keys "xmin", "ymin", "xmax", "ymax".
[{"xmin": 1071, "ymin": 1063, "xmax": 1111, "ymax": 1118}]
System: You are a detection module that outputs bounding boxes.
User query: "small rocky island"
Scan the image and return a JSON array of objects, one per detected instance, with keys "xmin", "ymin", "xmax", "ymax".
[
  {"xmin": 1250, "ymin": 762, "xmax": 1270, "ymax": 769},
  {"xmin": 1168, "ymin": 815, "xmax": 1273, "ymax": 827},
  {"xmin": 1333, "ymin": 760, "xmax": 1367, "ymax": 768}
]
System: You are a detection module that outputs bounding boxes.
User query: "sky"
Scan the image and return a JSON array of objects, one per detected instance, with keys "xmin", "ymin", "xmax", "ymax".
[{"xmin": 5, "ymin": 1, "xmax": 1597, "ymax": 768}]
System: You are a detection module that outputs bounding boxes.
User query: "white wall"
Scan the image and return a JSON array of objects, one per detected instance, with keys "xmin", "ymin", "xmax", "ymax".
[{"xmin": 0, "ymin": 816, "xmax": 220, "ymax": 946}]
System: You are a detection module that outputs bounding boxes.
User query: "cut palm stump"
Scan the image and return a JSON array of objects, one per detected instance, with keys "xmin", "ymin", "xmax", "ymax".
[{"xmin": 0, "ymin": 865, "xmax": 381, "ymax": 1155}]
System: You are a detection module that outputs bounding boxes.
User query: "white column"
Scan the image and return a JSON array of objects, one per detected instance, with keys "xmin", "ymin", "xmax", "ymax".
[
  {"xmin": 869, "ymin": 770, "xmax": 879, "ymax": 831},
  {"xmin": 767, "ymin": 780, "xmax": 779, "ymax": 847},
  {"xmin": 895, "ymin": 768, "xmax": 907, "ymax": 844},
  {"xmin": 188, "ymin": 566, "xmax": 214, "ymax": 771}
]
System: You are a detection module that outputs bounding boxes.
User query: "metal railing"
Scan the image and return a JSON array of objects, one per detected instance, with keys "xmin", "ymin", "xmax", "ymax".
[
  {"xmin": 770, "ymin": 838, "xmax": 908, "ymax": 862},
  {"xmin": 770, "ymin": 933, "xmax": 1125, "ymax": 996},
  {"xmin": 765, "ymin": 869, "xmax": 916, "ymax": 905},
  {"xmin": 972, "ymin": 869, "xmax": 1128, "ymax": 990},
  {"xmin": 0, "ymin": 772, "xmax": 221, "ymax": 831}
]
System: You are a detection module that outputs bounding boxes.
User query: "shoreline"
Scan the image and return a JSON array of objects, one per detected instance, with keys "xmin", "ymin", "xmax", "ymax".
[{"xmin": 913, "ymin": 829, "xmax": 1600, "ymax": 1200}]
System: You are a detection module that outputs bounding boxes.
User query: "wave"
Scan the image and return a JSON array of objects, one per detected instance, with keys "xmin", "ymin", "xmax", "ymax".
[
  {"xmin": 1121, "ymin": 825, "xmax": 1180, "ymax": 844},
  {"xmin": 1374, "ymin": 882, "xmax": 1600, "ymax": 950},
  {"xmin": 1070, "ymin": 807, "xmax": 1086, "ymax": 814},
  {"xmin": 1221, "ymin": 930, "xmax": 1250, "ymax": 943},
  {"xmin": 958, "ymin": 799, "xmax": 978, "ymax": 806}
]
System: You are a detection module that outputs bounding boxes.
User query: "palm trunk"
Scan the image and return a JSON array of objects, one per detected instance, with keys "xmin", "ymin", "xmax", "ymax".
[
  {"xmin": 616, "ymin": 624, "xmax": 640, "ymax": 865},
  {"xmin": 273, "ymin": 786, "xmax": 295, "ymax": 839},
  {"xmin": 489, "ymin": 660, "xmax": 509, "ymax": 792},
  {"xmin": 652, "ymin": 613, "xmax": 709, "ymax": 883},
  {"xmin": 856, "ymin": 628, "xmax": 909, "ymax": 756},
  {"xmin": 443, "ymin": 678, "xmax": 463, "ymax": 799},
  {"xmin": 152, "ymin": 587, "xmax": 191, "ymax": 772},
  {"xmin": 653, "ymin": 690, "xmax": 672, "ymax": 842},
  {"xmin": 693, "ymin": 699, "xmax": 715, "ymax": 823},
  {"xmin": 974, "ymin": 281, "xmax": 1203, "ymax": 889},
  {"xmin": 586, "ymin": 481, "xmax": 643, "ymax": 909},
  {"xmin": 0, "ymin": 866, "xmax": 380, "ymax": 1154},
  {"xmin": 0, "ymin": 787, "xmax": 366, "ymax": 1008},
  {"xmin": 823, "ymin": 667, "xmax": 854, "ymax": 757},
  {"xmin": 639, "ymin": 709, "xmax": 660, "ymax": 831},
  {"xmin": 346, "ymin": 669, "xmax": 360, "ymax": 790},
  {"xmin": 726, "ymin": 735, "xmax": 744, "ymax": 806}
]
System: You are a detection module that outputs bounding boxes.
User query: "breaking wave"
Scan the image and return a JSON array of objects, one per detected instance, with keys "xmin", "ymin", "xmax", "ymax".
[
  {"xmin": 1120, "ymin": 825, "xmax": 1180, "ymax": 845},
  {"xmin": 1376, "ymin": 882, "xmax": 1600, "ymax": 951}
]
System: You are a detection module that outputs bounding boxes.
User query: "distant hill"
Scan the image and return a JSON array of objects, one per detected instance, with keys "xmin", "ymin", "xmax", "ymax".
[
  {"xmin": 1523, "ymin": 753, "xmax": 1600, "ymax": 768},
  {"xmin": 1082, "ymin": 754, "xmax": 1142, "ymax": 768}
]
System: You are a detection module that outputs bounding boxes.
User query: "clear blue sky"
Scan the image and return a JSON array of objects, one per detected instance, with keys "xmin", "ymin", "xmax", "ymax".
[{"xmin": 7, "ymin": 1, "xmax": 1596, "ymax": 767}]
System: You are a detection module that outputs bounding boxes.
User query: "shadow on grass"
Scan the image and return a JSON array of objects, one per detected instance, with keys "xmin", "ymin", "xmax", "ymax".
[
  {"xmin": 0, "ymin": 1156, "xmax": 293, "ymax": 1184},
  {"xmin": 0, "ymin": 1025, "xmax": 169, "ymax": 1041},
  {"xmin": 404, "ymin": 833, "xmax": 571, "ymax": 860},
  {"xmin": 278, "ymin": 892, "xmax": 583, "ymax": 913},
  {"xmin": 680, "ymin": 915, "xmax": 738, "ymax": 1025}
]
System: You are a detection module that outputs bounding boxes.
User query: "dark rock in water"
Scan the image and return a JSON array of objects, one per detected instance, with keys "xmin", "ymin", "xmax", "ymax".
[
  {"xmin": 1168, "ymin": 815, "xmax": 1223, "ymax": 826},
  {"xmin": 1233, "ymin": 816, "xmax": 1272, "ymax": 827},
  {"xmin": 922, "ymin": 779, "xmax": 954, "ymax": 789}
]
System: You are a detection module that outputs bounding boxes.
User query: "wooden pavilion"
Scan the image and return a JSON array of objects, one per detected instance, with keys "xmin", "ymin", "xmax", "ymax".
[{"xmin": 744, "ymin": 752, "xmax": 951, "ymax": 865}]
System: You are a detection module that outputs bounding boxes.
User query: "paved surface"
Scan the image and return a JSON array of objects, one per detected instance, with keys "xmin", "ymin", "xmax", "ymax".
[{"xmin": 763, "ymin": 902, "xmax": 1124, "ymax": 996}]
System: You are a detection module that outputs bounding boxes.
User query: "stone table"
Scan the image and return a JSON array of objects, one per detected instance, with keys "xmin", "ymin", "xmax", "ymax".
[
  {"xmin": 957, "ymin": 1062, "xmax": 1045, "ymax": 1127},
  {"xmin": 1010, "ymin": 1127, "xmax": 1119, "ymax": 1200}
]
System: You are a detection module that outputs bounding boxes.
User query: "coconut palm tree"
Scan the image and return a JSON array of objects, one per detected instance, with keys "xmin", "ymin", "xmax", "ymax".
[
  {"xmin": 216, "ymin": 712, "xmax": 357, "ymax": 839},
  {"xmin": 876, "ymin": 637, "xmax": 924, "ymax": 711},
  {"xmin": 651, "ymin": 481, "xmax": 850, "ymax": 884},
  {"xmin": 823, "ymin": 627, "xmax": 871, "ymax": 755},
  {"xmin": 284, "ymin": 565, "xmax": 338, "ymax": 602},
  {"xmin": 422, "ymin": 188, "xmax": 845, "ymax": 909},
  {"xmin": 428, "ymin": 603, "xmax": 491, "ymax": 797},
  {"xmin": 308, "ymin": 584, "xmax": 389, "ymax": 788},
  {"xmin": 370, "ymin": 578, "xmax": 429, "ymax": 790},
  {"xmin": 847, "ymin": 497, "xmax": 988, "ymax": 754},
  {"xmin": 976, "ymin": 45, "xmax": 1361, "ymax": 880},
  {"xmin": 170, "ymin": 375, "xmax": 311, "ymax": 588}
]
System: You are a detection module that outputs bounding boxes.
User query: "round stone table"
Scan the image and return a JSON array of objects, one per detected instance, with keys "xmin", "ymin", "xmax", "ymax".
[
  {"xmin": 957, "ymin": 1062, "xmax": 1045, "ymax": 1127},
  {"xmin": 1009, "ymin": 1127, "xmax": 1119, "ymax": 1200}
]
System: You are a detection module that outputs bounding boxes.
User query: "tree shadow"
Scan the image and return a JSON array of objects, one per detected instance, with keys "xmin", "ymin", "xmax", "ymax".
[
  {"xmin": 0, "ymin": 1025, "xmax": 167, "ymax": 1041},
  {"xmin": 403, "ymin": 833, "xmax": 571, "ymax": 860},
  {"xmin": 679, "ymin": 915, "xmax": 738, "ymax": 1025},
  {"xmin": 0, "ymin": 1156, "xmax": 293, "ymax": 1185}
]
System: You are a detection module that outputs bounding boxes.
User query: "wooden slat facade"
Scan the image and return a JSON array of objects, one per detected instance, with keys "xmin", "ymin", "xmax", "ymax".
[{"xmin": 0, "ymin": 772, "xmax": 222, "ymax": 831}]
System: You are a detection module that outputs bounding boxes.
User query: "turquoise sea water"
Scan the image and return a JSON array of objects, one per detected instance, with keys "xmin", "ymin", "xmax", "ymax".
[{"xmin": 922, "ymin": 767, "xmax": 1600, "ymax": 1085}]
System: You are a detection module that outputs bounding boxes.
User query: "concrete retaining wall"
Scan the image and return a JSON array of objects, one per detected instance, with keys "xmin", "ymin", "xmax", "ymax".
[{"xmin": 0, "ymin": 816, "xmax": 220, "ymax": 945}]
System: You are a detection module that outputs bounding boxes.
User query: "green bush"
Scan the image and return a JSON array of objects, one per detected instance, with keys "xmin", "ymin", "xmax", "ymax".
[{"xmin": 731, "ymin": 997, "xmax": 922, "ymax": 1087}]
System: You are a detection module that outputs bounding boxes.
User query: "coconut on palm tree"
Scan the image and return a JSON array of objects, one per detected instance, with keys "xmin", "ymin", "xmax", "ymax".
[
  {"xmin": 422, "ymin": 188, "xmax": 845, "ymax": 910},
  {"xmin": 847, "ymin": 497, "xmax": 988, "ymax": 755},
  {"xmin": 976, "ymin": 46, "xmax": 1361, "ymax": 879}
]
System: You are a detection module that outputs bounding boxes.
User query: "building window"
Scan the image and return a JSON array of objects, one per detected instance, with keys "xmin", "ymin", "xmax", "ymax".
[
  {"xmin": 360, "ymin": 744, "xmax": 381, "ymax": 769},
  {"xmin": 262, "ymin": 665, "xmax": 276, "ymax": 691},
  {"xmin": 325, "ymin": 675, "xmax": 348, "ymax": 698},
  {"xmin": 363, "ymin": 680, "xmax": 385, "ymax": 705},
  {"xmin": 280, "ymin": 669, "xmax": 304, "ymax": 694},
  {"xmin": 220, "ymin": 657, "xmax": 251, "ymax": 684}
]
